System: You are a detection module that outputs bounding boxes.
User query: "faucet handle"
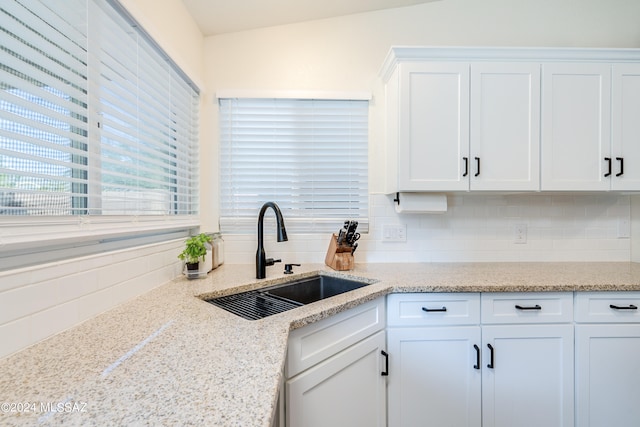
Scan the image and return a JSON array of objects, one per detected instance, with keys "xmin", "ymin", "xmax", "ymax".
[{"xmin": 265, "ymin": 258, "xmax": 281, "ymax": 267}]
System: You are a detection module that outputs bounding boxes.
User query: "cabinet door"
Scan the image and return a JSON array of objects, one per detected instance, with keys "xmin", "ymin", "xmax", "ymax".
[
  {"xmin": 541, "ymin": 63, "xmax": 611, "ymax": 190},
  {"xmin": 575, "ymin": 324, "xmax": 640, "ymax": 427},
  {"xmin": 387, "ymin": 326, "xmax": 481, "ymax": 427},
  {"xmin": 470, "ymin": 63, "xmax": 540, "ymax": 190},
  {"xmin": 286, "ymin": 331, "xmax": 386, "ymax": 427},
  {"xmin": 482, "ymin": 324, "xmax": 574, "ymax": 427},
  {"xmin": 398, "ymin": 62, "xmax": 470, "ymax": 191},
  {"xmin": 611, "ymin": 64, "xmax": 640, "ymax": 190}
]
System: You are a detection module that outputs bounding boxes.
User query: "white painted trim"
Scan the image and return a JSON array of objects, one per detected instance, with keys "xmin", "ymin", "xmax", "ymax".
[
  {"xmin": 215, "ymin": 89, "xmax": 372, "ymax": 101},
  {"xmin": 379, "ymin": 46, "xmax": 640, "ymax": 82}
]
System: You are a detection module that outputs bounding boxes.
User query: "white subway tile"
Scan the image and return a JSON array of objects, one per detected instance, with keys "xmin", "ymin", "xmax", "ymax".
[
  {"xmin": 0, "ymin": 280, "xmax": 59, "ymax": 325},
  {"xmin": 59, "ymin": 271, "xmax": 99, "ymax": 303},
  {"xmin": 0, "ymin": 317, "xmax": 30, "ymax": 359},
  {"xmin": 0, "ymin": 270, "xmax": 31, "ymax": 293},
  {"xmin": 76, "ymin": 287, "xmax": 115, "ymax": 323},
  {"xmin": 30, "ymin": 300, "xmax": 79, "ymax": 344}
]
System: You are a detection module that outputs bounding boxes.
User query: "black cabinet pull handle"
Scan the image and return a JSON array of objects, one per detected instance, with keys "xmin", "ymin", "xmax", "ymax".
[
  {"xmin": 610, "ymin": 304, "xmax": 638, "ymax": 310},
  {"xmin": 515, "ymin": 304, "xmax": 542, "ymax": 311},
  {"xmin": 474, "ymin": 157, "xmax": 480, "ymax": 177},
  {"xmin": 616, "ymin": 157, "xmax": 624, "ymax": 177},
  {"xmin": 473, "ymin": 344, "xmax": 480, "ymax": 370},
  {"xmin": 487, "ymin": 343, "xmax": 494, "ymax": 369},
  {"xmin": 381, "ymin": 350, "xmax": 389, "ymax": 376},
  {"xmin": 422, "ymin": 306, "xmax": 447, "ymax": 312},
  {"xmin": 463, "ymin": 157, "xmax": 469, "ymax": 177},
  {"xmin": 604, "ymin": 157, "xmax": 612, "ymax": 177}
]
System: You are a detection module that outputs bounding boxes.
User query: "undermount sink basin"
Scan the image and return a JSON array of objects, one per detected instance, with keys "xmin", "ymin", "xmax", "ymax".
[
  {"xmin": 263, "ymin": 275, "xmax": 370, "ymax": 305},
  {"xmin": 204, "ymin": 274, "xmax": 373, "ymax": 320}
]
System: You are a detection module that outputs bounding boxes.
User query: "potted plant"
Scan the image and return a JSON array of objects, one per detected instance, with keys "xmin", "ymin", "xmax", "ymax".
[{"xmin": 178, "ymin": 233, "xmax": 213, "ymax": 274}]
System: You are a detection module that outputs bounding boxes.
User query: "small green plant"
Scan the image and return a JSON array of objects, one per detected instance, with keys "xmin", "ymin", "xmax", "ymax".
[{"xmin": 178, "ymin": 233, "xmax": 213, "ymax": 266}]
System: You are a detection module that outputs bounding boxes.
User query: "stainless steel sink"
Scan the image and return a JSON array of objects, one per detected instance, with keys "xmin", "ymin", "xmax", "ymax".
[{"xmin": 204, "ymin": 274, "xmax": 373, "ymax": 320}]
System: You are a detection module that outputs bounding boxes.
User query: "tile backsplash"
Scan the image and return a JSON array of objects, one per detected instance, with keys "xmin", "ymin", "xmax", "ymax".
[{"xmin": 223, "ymin": 193, "xmax": 631, "ymax": 265}]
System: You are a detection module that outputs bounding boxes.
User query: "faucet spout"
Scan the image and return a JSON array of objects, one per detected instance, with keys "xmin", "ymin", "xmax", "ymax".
[{"xmin": 256, "ymin": 202, "xmax": 288, "ymax": 279}]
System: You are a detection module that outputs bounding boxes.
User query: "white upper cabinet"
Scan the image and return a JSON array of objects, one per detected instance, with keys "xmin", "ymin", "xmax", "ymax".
[
  {"xmin": 540, "ymin": 63, "xmax": 611, "ymax": 190},
  {"xmin": 470, "ymin": 63, "xmax": 540, "ymax": 190},
  {"xmin": 397, "ymin": 62, "xmax": 470, "ymax": 191},
  {"xmin": 389, "ymin": 61, "xmax": 540, "ymax": 192},
  {"xmin": 381, "ymin": 47, "xmax": 640, "ymax": 193},
  {"xmin": 611, "ymin": 64, "xmax": 640, "ymax": 190}
]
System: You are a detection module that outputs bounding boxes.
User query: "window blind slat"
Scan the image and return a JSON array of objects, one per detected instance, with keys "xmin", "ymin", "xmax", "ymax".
[
  {"xmin": 2, "ymin": 0, "xmax": 87, "ymax": 61},
  {"xmin": 1, "ymin": 36, "xmax": 87, "ymax": 102}
]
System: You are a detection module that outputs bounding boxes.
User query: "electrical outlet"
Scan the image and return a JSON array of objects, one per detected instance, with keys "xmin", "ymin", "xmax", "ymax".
[
  {"xmin": 514, "ymin": 224, "xmax": 527, "ymax": 244},
  {"xmin": 382, "ymin": 224, "xmax": 407, "ymax": 242}
]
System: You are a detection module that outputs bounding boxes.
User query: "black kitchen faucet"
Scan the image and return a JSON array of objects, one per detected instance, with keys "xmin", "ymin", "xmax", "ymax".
[{"xmin": 256, "ymin": 201, "xmax": 288, "ymax": 279}]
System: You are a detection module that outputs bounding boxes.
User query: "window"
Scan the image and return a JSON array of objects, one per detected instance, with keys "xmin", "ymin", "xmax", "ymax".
[
  {"xmin": 219, "ymin": 97, "xmax": 368, "ymax": 234},
  {"xmin": 0, "ymin": 0, "xmax": 199, "ymax": 268}
]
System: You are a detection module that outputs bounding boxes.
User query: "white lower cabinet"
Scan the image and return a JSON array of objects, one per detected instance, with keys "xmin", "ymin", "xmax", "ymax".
[
  {"xmin": 481, "ymin": 324, "xmax": 574, "ymax": 427},
  {"xmin": 575, "ymin": 292, "xmax": 640, "ymax": 427},
  {"xmin": 387, "ymin": 325, "xmax": 481, "ymax": 426},
  {"xmin": 279, "ymin": 291, "xmax": 640, "ymax": 427},
  {"xmin": 481, "ymin": 293, "xmax": 575, "ymax": 427},
  {"xmin": 387, "ymin": 293, "xmax": 482, "ymax": 427},
  {"xmin": 387, "ymin": 292, "xmax": 574, "ymax": 427},
  {"xmin": 286, "ymin": 330, "xmax": 386, "ymax": 427},
  {"xmin": 283, "ymin": 298, "xmax": 387, "ymax": 427}
]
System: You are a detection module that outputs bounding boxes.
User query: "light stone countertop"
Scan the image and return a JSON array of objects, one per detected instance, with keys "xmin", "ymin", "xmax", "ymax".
[{"xmin": 2, "ymin": 262, "xmax": 640, "ymax": 426}]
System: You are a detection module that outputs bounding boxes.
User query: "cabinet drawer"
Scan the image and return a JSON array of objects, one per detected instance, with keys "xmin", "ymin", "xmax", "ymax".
[
  {"xmin": 387, "ymin": 293, "xmax": 480, "ymax": 326},
  {"xmin": 481, "ymin": 292, "xmax": 573, "ymax": 324},
  {"xmin": 575, "ymin": 292, "xmax": 640, "ymax": 323},
  {"xmin": 286, "ymin": 298, "xmax": 385, "ymax": 378}
]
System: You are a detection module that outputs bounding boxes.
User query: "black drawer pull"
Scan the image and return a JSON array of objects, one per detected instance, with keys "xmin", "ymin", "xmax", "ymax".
[
  {"xmin": 422, "ymin": 306, "xmax": 447, "ymax": 312},
  {"xmin": 616, "ymin": 157, "xmax": 624, "ymax": 177},
  {"xmin": 474, "ymin": 157, "xmax": 480, "ymax": 177},
  {"xmin": 463, "ymin": 157, "xmax": 469, "ymax": 177},
  {"xmin": 473, "ymin": 344, "xmax": 480, "ymax": 370},
  {"xmin": 609, "ymin": 304, "xmax": 638, "ymax": 310},
  {"xmin": 487, "ymin": 343, "xmax": 494, "ymax": 369},
  {"xmin": 604, "ymin": 157, "xmax": 612, "ymax": 177},
  {"xmin": 381, "ymin": 350, "xmax": 389, "ymax": 376},
  {"xmin": 515, "ymin": 304, "xmax": 542, "ymax": 311}
]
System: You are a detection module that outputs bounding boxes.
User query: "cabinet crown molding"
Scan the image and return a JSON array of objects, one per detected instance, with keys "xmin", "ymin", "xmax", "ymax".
[{"xmin": 379, "ymin": 46, "xmax": 640, "ymax": 82}]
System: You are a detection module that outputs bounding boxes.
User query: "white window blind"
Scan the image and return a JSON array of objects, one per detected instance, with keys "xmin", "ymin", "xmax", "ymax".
[
  {"xmin": 1, "ymin": 0, "xmax": 89, "ymax": 216},
  {"xmin": 0, "ymin": 0, "xmax": 199, "ymax": 264},
  {"xmin": 219, "ymin": 98, "xmax": 368, "ymax": 234},
  {"xmin": 91, "ymin": 0, "xmax": 199, "ymax": 216}
]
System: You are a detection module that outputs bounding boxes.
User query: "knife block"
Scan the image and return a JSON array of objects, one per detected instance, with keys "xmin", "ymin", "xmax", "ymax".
[{"xmin": 325, "ymin": 233, "xmax": 354, "ymax": 271}]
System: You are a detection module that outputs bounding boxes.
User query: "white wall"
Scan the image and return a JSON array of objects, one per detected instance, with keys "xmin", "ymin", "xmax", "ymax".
[
  {"xmin": 202, "ymin": 0, "xmax": 640, "ymax": 261},
  {"xmin": 118, "ymin": 0, "xmax": 205, "ymax": 87}
]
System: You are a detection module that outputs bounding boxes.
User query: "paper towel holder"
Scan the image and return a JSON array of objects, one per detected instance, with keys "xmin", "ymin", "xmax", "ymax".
[{"xmin": 393, "ymin": 192, "xmax": 448, "ymax": 214}]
